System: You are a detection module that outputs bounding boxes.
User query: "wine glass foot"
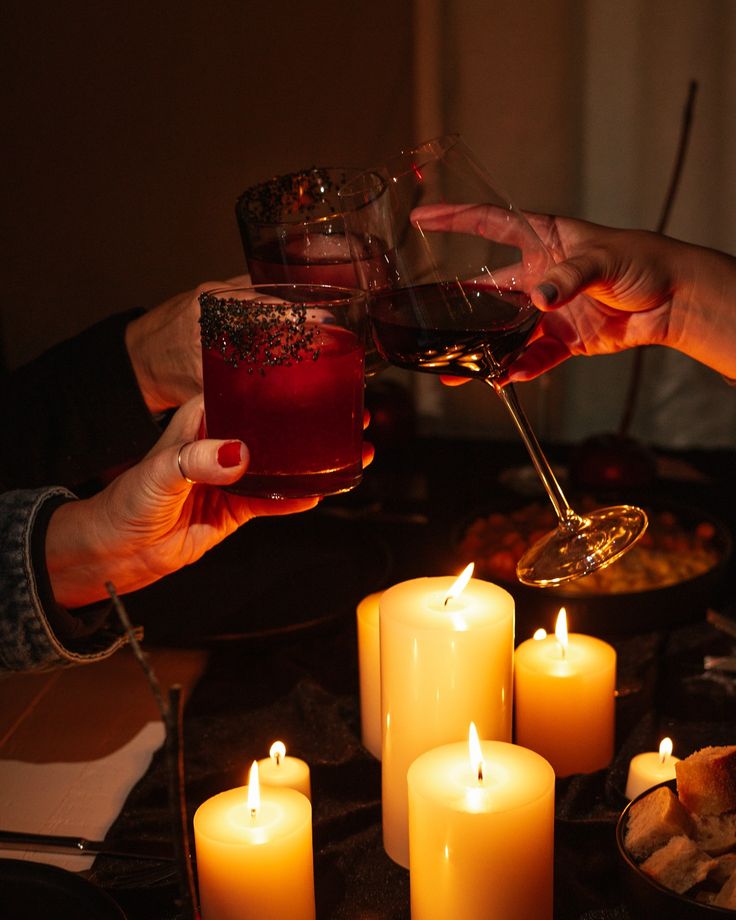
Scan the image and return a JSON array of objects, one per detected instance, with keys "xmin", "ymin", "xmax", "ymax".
[{"xmin": 515, "ymin": 505, "xmax": 649, "ymax": 587}]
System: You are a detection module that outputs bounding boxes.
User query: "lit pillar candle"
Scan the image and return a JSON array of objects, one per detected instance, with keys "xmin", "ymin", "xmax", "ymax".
[
  {"xmin": 408, "ymin": 724, "xmax": 555, "ymax": 920},
  {"xmin": 625, "ymin": 737, "xmax": 679, "ymax": 800},
  {"xmin": 514, "ymin": 608, "xmax": 616, "ymax": 777},
  {"xmin": 381, "ymin": 565, "xmax": 514, "ymax": 867},
  {"xmin": 257, "ymin": 741, "xmax": 311, "ymax": 800},
  {"xmin": 194, "ymin": 761, "xmax": 315, "ymax": 920},
  {"xmin": 356, "ymin": 591, "xmax": 382, "ymax": 759}
]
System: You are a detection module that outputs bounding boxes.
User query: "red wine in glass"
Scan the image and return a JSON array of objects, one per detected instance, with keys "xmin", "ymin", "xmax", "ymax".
[{"xmin": 367, "ymin": 281, "xmax": 540, "ymax": 379}]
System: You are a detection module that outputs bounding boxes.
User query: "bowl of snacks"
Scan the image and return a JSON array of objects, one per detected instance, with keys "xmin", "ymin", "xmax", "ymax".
[
  {"xmin": 616, "ymin": 745, "xmax": 736, "ymax": 917},
  {"xmin": 455, "ymin": 499, "xmax": 732, "ymax": 638}
]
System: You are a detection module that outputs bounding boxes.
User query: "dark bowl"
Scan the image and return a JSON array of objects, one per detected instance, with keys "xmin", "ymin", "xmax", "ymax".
[
  {"xmin": 455, "ymin": 501, "xmax": 732, "ymax": 641},
  {"xmin": 616, "ymin": 780, "xmax": 734, "ymax": 918}
]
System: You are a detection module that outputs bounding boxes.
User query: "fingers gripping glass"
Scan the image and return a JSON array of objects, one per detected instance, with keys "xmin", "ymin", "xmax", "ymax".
[{"xmin": 338, "ymin": 135, "xmax": 647, "ymax": 586}]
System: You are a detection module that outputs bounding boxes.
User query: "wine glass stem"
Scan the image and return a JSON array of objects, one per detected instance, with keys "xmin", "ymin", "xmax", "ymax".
[{"xmin": 486, "ymin": 379, "xmax": 579, "ymax": 529}]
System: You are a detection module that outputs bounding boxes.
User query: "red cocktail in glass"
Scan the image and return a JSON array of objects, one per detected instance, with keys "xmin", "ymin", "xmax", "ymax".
[
  {"xmin": 200, "ymin": 285, "xmax": 366, "ymax": 499},
  {"xmin": 236, "ymin": 166, "xmax": 387, "ymax": 375}
]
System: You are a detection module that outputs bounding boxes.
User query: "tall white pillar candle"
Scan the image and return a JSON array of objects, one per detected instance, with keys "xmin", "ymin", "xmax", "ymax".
[{"xmin": 380, "ymin": 570, "xmax": 514, "ymax": 867}]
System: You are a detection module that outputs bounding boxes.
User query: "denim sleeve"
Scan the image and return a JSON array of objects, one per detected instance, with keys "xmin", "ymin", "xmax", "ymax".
[{"xmin": 0, "ymin": 487, "xmax": 129, "ymax": 672}]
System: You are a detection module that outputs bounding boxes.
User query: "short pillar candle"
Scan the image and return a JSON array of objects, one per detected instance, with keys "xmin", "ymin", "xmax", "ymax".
[
  {"xmin": 625, "ymin": 737, "xmax": 679, "ymax": 800},
  {"xmin": 408, "ymin": 728, "xmax": 555, "ymax": 920},
  {"xmin": 514, "ymin": 609, "xmax": 616, "ymax": 777},
  {"xmin": 257, "ymin": 741, "xmax": 311, "ymax": 800},
  {"xmin": 194, "ymin": 762, "xmax": 315, "ymax": 920}
]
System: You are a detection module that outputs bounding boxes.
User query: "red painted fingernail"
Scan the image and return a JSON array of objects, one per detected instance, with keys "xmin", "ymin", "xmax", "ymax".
[{"xmin": 217, "ymin": 441, "xmax": 243, "ymax": 468}]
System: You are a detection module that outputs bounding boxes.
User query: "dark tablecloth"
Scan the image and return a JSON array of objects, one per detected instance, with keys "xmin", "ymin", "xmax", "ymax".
[{"xmin": 88, "ymin": 438, "xmax": 736, "ymax": 919}]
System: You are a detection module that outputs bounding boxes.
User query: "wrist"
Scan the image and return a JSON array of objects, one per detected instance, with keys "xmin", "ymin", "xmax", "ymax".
[
  {"xmin": 125, "ymin": 314, "xmax": 170, "ymax": 415},
  {"xmin": 669, "ymin": 243, "xmax": 736, "ymax": 379},
  {"xmin": 46, "ymin": 497, "xmax": 112, "ymax": 608}
]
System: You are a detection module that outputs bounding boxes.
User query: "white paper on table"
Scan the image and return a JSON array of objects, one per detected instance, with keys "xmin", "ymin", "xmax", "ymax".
[{"xmin": 0, "ymin": 720, "xmax": 165, "ymax": 871}]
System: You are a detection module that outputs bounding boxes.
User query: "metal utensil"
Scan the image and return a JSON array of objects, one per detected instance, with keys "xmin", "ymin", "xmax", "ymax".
[{"xmin": 0, "ymin": 829, "xmax": 173, "ymax": 862}]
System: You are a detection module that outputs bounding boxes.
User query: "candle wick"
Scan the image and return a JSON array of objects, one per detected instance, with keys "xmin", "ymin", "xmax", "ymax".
[
  {"xmin": 275, "ymin": 753, "xmax": 281, "ymax": 766},
  {"xmin": 443, "ymin": 595, "xmax": 450, "ymax": 606},
  {"xmin": 478, "ymin": 763, "xmax": 484, "ymax": 783},
  {"xmin": 250, "ymin": 807, "xmax": 257, "ymax": 819}
]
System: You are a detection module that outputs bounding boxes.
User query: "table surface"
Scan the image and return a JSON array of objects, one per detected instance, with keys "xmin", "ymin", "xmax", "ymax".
[{"xmin": 2, "ymin": 435, "xmax": 735, "ymax": 919}]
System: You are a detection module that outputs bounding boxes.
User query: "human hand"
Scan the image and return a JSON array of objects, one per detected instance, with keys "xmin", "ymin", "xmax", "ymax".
[
  {"xmin": 46, "ymin": 395, "xmax": 318, "ymax": 608},
  {"xmin": 124, "ymin": 274, "xmax": 251, "ymax": 414},
  {"xmin": 503, "ymin": 212, "xmax": 679, "ymax": 381},
  {"xmin": 412, "ymin": 205, "xmax": 680, "ymax": 385}
]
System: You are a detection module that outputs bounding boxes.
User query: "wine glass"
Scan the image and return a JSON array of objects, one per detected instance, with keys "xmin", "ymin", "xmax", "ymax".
[{"xmin": 338, "ymin": 134, "xmax": 647, "ymax": 586}]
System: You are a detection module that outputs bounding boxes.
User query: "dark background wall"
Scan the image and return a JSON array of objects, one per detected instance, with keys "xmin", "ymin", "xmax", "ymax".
[{"xmin": 1, "ymin": 0, "xmax": 414, "ymax": 369}]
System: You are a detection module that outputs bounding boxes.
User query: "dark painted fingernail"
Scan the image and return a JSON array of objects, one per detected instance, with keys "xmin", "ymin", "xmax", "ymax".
[
  {"xmin": 536, "ymin": 282, "xmax": 558, "ymax": 306},
  {"xmin": 217, "ymin": 441, "xmax": 244, "ymax": 468}
]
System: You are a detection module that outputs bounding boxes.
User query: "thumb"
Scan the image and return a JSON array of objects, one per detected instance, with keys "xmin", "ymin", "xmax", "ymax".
[
  {"xmin": 164, "ymin": 438, "xmax": 250, "ymax": 490},
  {"xmin": 531, "ymin": 251, "xmax": 609, "ymax": 309}
]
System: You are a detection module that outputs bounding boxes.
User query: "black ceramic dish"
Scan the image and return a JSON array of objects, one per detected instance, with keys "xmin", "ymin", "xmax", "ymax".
[
  {"xmin": 616, "ymin": 780, "xmax": 735, "ymax": 918},
  {"xmin": 0, "ymin": 859, "xmax": 126, "ymax": 920},
  {"xmin": 455, "ymin": 502, "xmax": 733, "ymax": 641}
]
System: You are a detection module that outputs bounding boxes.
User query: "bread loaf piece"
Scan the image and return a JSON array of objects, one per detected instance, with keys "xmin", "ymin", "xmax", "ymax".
[
  {"xmin": 640, "ymin": 836, "xmax": 717, "ymax": 894},
  {"xmin": 710, "ymin": 852, "xmax": 736, "ymax": 887},
  {"xmin": 676, "ymin": 745, "xmax": 736, "ymax": 815},
  {"xmin": 625, "ymin": 785, "xmax": 696, "ymax": 860},
  {"xmin": 695, "ymin": 811, "xmax": 736, "ymax": 856},
  {"xmin": 714, "ymin": 867, "xmax": 736, "ymax": 909}
]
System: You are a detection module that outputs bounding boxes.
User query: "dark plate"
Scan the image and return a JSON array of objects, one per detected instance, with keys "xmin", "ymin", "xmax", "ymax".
[
  {"xmin": 616, "ymin": 781, "xmax": 734, "ymax": 918},
  {"xmin": 126, "ymin": 510, "xmax": 392, "ymax": 645},
  {"xmin": 0, "ymin": 859, "xmax": 126, "ymax": 920},
  {"xmin": 455, "ymin": 501, "xmax": 733, "ymax": 640}
]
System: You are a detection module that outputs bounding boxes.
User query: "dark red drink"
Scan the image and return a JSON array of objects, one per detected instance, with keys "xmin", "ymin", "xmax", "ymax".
[
  {"xmin": 367, "ymin": 281, "xmax": 541, "ymax": 380},
  {"xmin": 247, "ymin": 232, "xmax": 359, "ymax": 288},
  {"xmin": 236, "ymin": 167, "xmax": 389, "ymax": 375},
  {"xmin": 201, "ymin": 289, "xmax": 365, "ymax": 499},
  {"xmin": 247, "ymin": 232, "xmax": 391, "ymax": 380}
]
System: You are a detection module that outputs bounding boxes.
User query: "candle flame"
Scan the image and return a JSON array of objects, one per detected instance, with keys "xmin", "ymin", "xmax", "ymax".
[
  {"xmin": 269, "ymin": 740, "xmax": 286, "ymax": 765},
  {"xmin": 468, "ymin": 722, "xmax": 485, "ymax": 784},
  {"xmin": 659, "ymin": 737, "xmax": 674, "ymax": 763},
  {"xmin": 533, "ymin": 628, "xmax": 547, "ymax": 641},
  {"xmin": 247, "ymin": 760, "xmax": 260, "ymax": 818},
  {"xmin": 555, "ymin": 608, "xmax": 568, "ymax": 659},
  {"xmin": 444, "ymin": 563, "xmax": 474, "ymax": 606}
]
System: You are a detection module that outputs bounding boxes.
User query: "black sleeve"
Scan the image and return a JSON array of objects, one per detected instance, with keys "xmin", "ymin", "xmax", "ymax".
[{"xmin": 1, "ymin": 310, "xmax": 164, "ymax": 492}]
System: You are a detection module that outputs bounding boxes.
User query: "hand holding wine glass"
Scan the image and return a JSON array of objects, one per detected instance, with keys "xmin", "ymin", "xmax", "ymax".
[
  {"xmin": 418, "ymin": 208, "xmax": 736, "ymax": 384},
  {"xmin": 339, "ymin": 134, "xmax": 648, "ymax": 586}
]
